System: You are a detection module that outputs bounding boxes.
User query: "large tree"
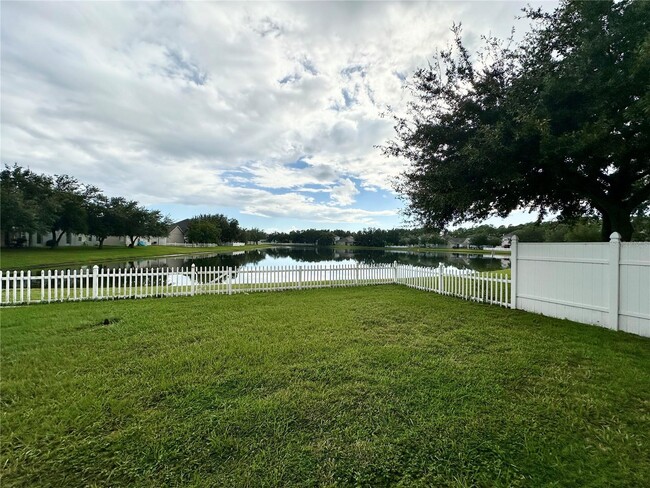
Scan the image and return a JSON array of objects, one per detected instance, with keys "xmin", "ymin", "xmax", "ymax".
[
  {"xmin": 48, "ymin": 175, "xmax": 99, "ymax": 246},
  {"xmin": 384, "ymin": 0, "xmax": 649, "ymax": 241},
  {"xmin": 0, "ymin": 165, "xmax": 51, "ymax": 244},
  {"xmin": 117, "ymin": 200, "xmax": 170, "ymax": 247},
  {"xmin": 186, "ymin": 219, "xmax": 221, "ymax": 244},
  {"xmin": 87, "ymin": 196, "xmax": 131, "ymax": 248},
  {"xmin": 187, "ymin": 214, "xmax": 242, "ymax": 244}
]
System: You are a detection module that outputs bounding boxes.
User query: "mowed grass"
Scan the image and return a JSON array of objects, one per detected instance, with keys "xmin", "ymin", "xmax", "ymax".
[
  {"xmin": 0, "ymin": 245, "xmax": 270, "ymax": 270},
  {"xmin": 2, "ymin": 286, "xmax": 649, "ymax": 487},
  {"xmin": 391, "ymin": 246, "xmax": 510, "ymax": 256}
]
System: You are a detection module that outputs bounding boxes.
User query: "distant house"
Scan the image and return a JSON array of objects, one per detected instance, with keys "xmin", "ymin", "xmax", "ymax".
[
  {"xmin": 334, "ymin": 235, "xmax": 355, "ymax": 246},
  {"xmin": 501, "ymin": 233, "xmax": 516, "ymax": 248},
  {"xmin": 446, "ymin": 237, "xmax": 471, "ymax": 249},
  {"xmin": 165, "ymin": 219, "xmax": 191, "ymax": 245},
  {"xmin": 1, "ymin": 231, "xmax": 126, "ymax": 248},
  {"xmin": 3, "ymin": 221, "xmax": 175, "ymax": 248}
]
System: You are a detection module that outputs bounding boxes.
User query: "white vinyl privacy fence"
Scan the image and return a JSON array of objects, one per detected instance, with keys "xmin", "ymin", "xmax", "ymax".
[
  {"xmin": 0, "ymin": 263, "xmax": 512, "ymax": 308},
  {"xmin": 511, "ymin": 234, "xmax": 650, "ymax": 337}
]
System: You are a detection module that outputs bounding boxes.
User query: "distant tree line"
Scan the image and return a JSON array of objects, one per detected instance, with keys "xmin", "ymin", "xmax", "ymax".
[
  {"xmin": 184, "ymin": 214, "xmax": 266, "ymax": 245},
  {"xmin": 448, "ymin": 217, "xmax": 649, "ymax": 244},
  {"xmin": 265, "ymin": 217, "xmax": 649, "ymax": 248},
  {"xmin": 1, "ymin": 164, "xmax": 170, "ymax": 248},
  {"xmin": 266, "ymin": 228, "xmax": 446, "ymax": 247},
  {"xmin": 266, "ymin": 229, "xmax": 340, "ymax": 246}
]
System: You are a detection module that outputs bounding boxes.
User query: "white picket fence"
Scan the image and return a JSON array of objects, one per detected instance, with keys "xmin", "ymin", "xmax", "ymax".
[{"xmin": 0, "ymin": 263, "xmax": 511, "ymax": 308}]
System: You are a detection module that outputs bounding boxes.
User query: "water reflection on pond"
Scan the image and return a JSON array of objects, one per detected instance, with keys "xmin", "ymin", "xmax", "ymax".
[{"xmin": 89, "ymin": 246, "xmax": 510, "ymax": 273}]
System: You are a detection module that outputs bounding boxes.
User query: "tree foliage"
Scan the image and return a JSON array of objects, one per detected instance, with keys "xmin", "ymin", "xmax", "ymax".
[
  {"xmin": 0, "ymin": 165, "xmax": 50, "ymax": 242},
  {"xmin": 185, "ymin": 214, "xmax": 242, "ymax": 244},
  {"xmin": 241, "ymin": 228, "xmax": 267, "ymax": 244},
  {"xmin": 1, "ymin": 165, "xmax": 170, "ymax": 247},
  {"xmin": 48, "ymin": 175, "xmax": 100, "ymax": 245},
  {"xmin": 186, "ymin": 220, "xmax": 221, "ymax": 244},
  {"xmin": 120, "ymin": 203, "xmax": 170, "ymax": 248},
  {"xmin": 384, "ymin": 0, "xmax": 650, "ymax": 241}
]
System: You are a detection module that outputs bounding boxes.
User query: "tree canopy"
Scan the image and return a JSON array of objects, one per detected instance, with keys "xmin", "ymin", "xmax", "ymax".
[
  {"xmin": 186, "ymin": 218, "xmax": 222, "ymax": 244},
  {"xmin": 1, "ymin": 165, "xmax": 170, "ymax": 247},
  {"xmin": 384, "ymin": 0, "xmax": 649, "ymax": 241},
  {"xmin": 185, "ymin": 214, "xmax": 243, "ymax": 244}
]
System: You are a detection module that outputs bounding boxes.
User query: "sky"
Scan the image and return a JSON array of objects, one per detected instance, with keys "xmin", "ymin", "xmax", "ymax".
[{"xmin": 1, "ymin": 1, "xmax": 557, "ymax": 233}]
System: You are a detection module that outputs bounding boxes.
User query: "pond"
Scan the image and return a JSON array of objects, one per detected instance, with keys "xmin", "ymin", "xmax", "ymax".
[{"xmin": 79, "ymin": 246, "xmax": 510, "ymax": 273}]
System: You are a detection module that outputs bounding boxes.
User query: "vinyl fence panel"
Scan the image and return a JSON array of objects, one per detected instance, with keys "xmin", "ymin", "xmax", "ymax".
[
  {"xmin": 511, "ymin": 234, "xmax": 650, "ymax": 337},
  {"xmin": 514, "ymin": 241, "xmax": 610, "ymax": 327},
  {"xmin": 619, "ymin": 242, "xmax": 650, "ymax": 336}
]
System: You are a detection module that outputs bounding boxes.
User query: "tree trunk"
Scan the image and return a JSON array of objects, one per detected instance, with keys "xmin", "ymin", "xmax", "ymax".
[
  {"xmin": 98, "ymin": 238, "xmax": 105, "ymax": 249},
  {"xmin": 600, "ymin": 206, "xmax": 633, "ymax": 241},
  {"xmin": 49, "ymin": 229, "xmax": 60, "ymax": 247}
]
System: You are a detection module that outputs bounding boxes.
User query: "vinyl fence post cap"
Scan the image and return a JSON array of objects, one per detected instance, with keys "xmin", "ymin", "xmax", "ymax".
[{"xmin": 609, "ymin": 232, "xmax": 621, "ymax": 242}]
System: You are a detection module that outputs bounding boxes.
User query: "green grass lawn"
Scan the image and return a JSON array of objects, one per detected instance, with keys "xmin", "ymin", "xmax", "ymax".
[
  {"xmin": 329, "ymin": 245, "xmax": 510, "ymax": 255},
  {"xmin": 2, "ymin": 286, "xmax": 648, "ymax": 487},
  {"xmin": 390, "ymin": 246, "xmax": 511, "ymax": 255},
  {"xmin": 0, "ymin": 244, "xmax": 270, "ymax": 270}
]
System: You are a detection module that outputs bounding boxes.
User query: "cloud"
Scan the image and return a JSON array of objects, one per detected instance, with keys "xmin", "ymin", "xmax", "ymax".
[
  {"xmin": 241, "ymin": 192, "xmax": 396, "ymax": 225},
  {"xmin": 330, "ymin": 178, "xmax": 359, "ymax": 206},
  {"xmin": 1, "ymin": 1, "xmax": 549, "ymax": 229}
]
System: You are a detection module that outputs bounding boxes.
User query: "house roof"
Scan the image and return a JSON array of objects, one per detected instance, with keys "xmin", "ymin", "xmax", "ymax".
[
  {"xmin": 447, "ymin": 237, "xmax": 470, "ymax": 244},
  {"xmin": 170, "ymin": 218, "xmax": 192, "ymax": 234}
]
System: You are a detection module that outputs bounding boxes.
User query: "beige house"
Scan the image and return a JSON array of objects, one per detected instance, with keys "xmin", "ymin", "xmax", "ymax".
[
  {"xmin": 4, "ymin": 219, "xmax": 199, "ymax": 248},
  {"xmin": 334, "ymin": 235, "xmax": 355, "ymax": 246},
  {"xmin": 1, "ymin": 231, "xmax": 118, "ymax": 248},
  {"xmin": 446, "ymin": 237, "xmax": 471, "ymax": 249},
  {"xmin": 163, "ymin": 219, "xmax": 191, "ymax": 245}
]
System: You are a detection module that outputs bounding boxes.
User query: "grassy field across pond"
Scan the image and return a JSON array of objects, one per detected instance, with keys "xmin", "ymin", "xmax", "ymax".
[
  {"xmin": 388, "ymin": 246, "xmax": 510, "ymax": 255},
  {"xmin": 0, "ymin": 244, "xmax": 270, "ymax": 270},
  {"xmin": 2, "ymin": 286, "xmax": 648, "ymax": 486}
]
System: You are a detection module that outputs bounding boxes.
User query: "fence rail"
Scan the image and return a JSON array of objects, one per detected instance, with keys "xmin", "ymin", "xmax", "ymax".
[{"xmin": 0, "ymin": 263, "xmax": 511, "ymax": 308}]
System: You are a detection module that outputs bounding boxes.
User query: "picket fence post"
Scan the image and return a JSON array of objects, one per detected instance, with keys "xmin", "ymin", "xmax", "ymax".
[
  {"xmin": 26, "ymin": 270, "xmax": 31, "ymax": 304},
  {"xmin": 608, "ymin": 232, "xmax": 621, "ymax": 331},
  {"xmin": 438, "ymin": 263, "xmax": 444, "ymax": 294},
  {"xmin": 92, "ymin": 265, "xmax": 99, "ymax": 300},
  {"xmin": 190, "ymin": 263, "xmax": 196, "ymax": 296},
  {"xmin": 510, "ymin": 235, "xmax": 518, "ymax": 310}
]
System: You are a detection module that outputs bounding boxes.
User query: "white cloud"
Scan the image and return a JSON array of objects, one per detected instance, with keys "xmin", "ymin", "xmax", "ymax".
[
  {"xmin": 330, "ymin": 178, "xmax": 359, "ymax": 207},
  {"xmin": 241, "ymin": 192, "xmax": 396, "ymax": 225},
  {"xmin": 1, "ymin": 1, "xmax": 551, "ymax": 228}
]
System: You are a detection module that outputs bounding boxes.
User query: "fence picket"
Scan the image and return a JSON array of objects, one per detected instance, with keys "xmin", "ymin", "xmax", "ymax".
[{"xmin": 26, "ymin": 270, "xmax": 31, "ymax": 304}]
